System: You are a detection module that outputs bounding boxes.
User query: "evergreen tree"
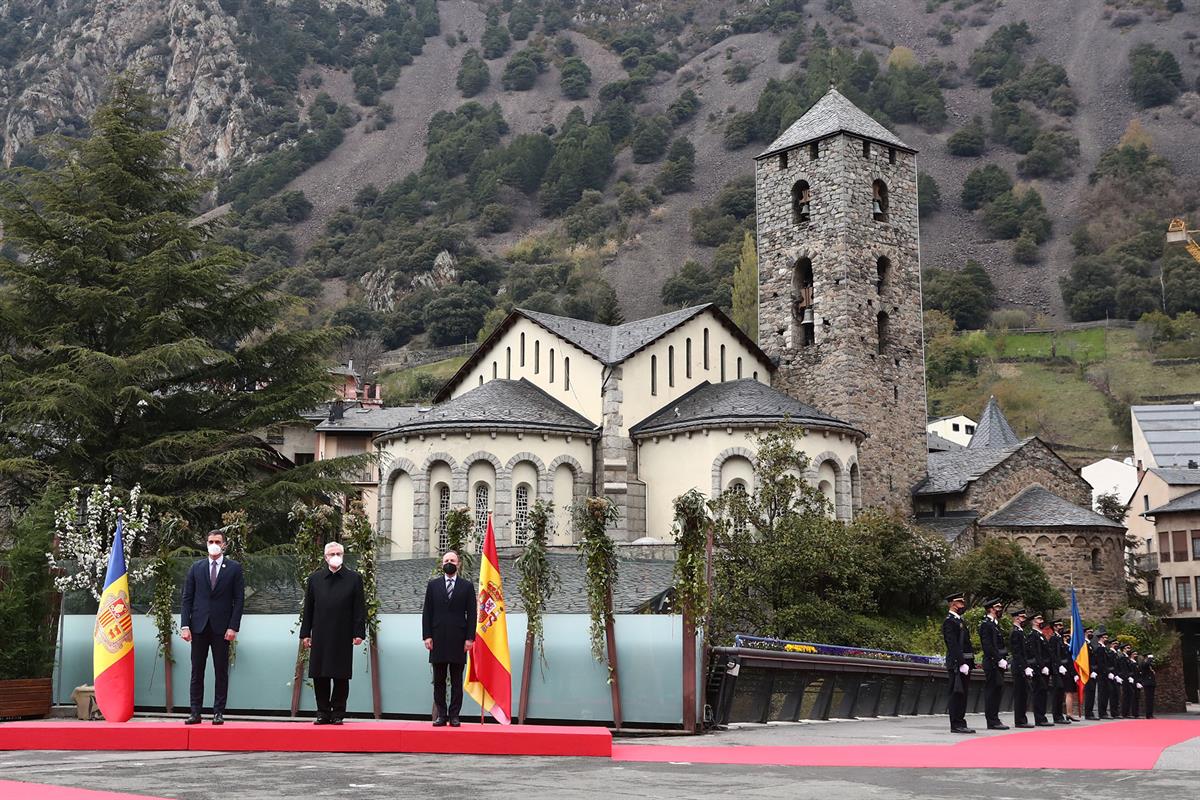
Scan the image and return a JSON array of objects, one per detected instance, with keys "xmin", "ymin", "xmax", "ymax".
[
  {"xmin": 731, "ymin": 232, "xmax": 759, "ymax": 341},
  {"xmin": 0, "ymin": 78, "xmax": 360, "ymax": 532},
  {"xmin": 456, "ymin": 49, "xmax": 490, "ymax": 98},
  {"xmin": 559, "ymin": 57, "xmax": 592, "ymax": 100}
]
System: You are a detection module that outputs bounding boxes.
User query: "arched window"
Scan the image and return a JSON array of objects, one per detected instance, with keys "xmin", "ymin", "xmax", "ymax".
[
  {"xmin": 520, "ymin": 332, "xmax": 526, "ymax": 366},
  {"xmin": 736, "ymin": 356, "xmax": 743, "ymax": 379},
  {"xmin": 703, "ymin": 328, "xmax": 710, "ymax": 369},
  {"xmin": 668, "ymin": 346, "xmax": 675, "ymax": 387},
  {"xmin": 479, "ymin": 375, "xmax": 483, "ymax": 387},
  {"xmin": 876, "ymin": 256, "xmax": 891, "ymax": 294},
  {"xmin": 793, "ymin": 257, "xmax": 815, "ymax": 347},
  {"xmin": 549, "ymin": 348, "xmax": 555, "ymax": 383},
  {"xmin": 792, "ymin": 180, "xmax": 811, "ymax": 224},
  {"xmin": 877, "ymin": 310, "xmax": 890, "ymax": 355},
  {"xmin": 651, "ymin": 354, "xmax": 658, "ymax": 396},
  {"xmin": 514, "ymin": 484, "xmax": 531, "ymax": 546},
  {"xmin": 872, "ymin": 179, "xmax": 889, "ymax": 222},
  {"xmin": 728, "ymin": 480, "xmax": 749, "ymax": 535},
  {"xmin": 506, "ymin": 347, "xmax": 512, "ymax": 379},
  {"xmin": 1091, "ymin": 548, "xmax": 1102, "ymax": 572},
  {"xmin": 564, "ymin": 357, "xmax": 570, "ymax": 391},
  {"xmin": 436, "ymin": 484, "xmax": 451, "ymax": 552},
  {"xmin": 534, "ymin": 340, "xmax": 540, "ymax": 373},
  {"xmin": 492, "ymin": 361, "xmax": 498, "ymax": 380},
  {"xmin": 720, "ymin": 345, "xmax": 727, "ymax": 381},
  {"xmin": 685, "ymin": 337, "xmax": 693, "ymax": 379},
  {"xmin": 474, "ymin": 482, "xmax": 490, "ymax": 546}
]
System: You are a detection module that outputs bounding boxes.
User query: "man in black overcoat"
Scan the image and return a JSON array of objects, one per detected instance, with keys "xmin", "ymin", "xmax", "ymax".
[
  {"xmin": 300, "ymin": 541, "xmax": 367, "ymax": 725},
  {"xmin": 1028, "ymin": 614, "xmax": 1053, "ymax": 727},
  {"xmin": 181, "ymin": 529, "xmax": 245, "ymax": 725},
  {"xmin": 422, "ymin": 550, "xmax": 477, "ymax": 727},
  {"xmin": 978, "ymin": 598, "xmax": 1009, "ymax": 730},
  {"xmin": 1009, "ymin": 609, "xmax": 1032, "ymax": 727},
  {"xmin": 942, "ymin": 592, "xmax": 975, "ymax": 734}
]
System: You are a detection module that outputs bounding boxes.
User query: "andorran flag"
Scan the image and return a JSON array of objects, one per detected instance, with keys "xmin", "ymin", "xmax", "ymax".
[
  {"xmin": 93, "ymin": 519, "xmax": 135, "ymax": 722},
  {"xmin": 1070, "ymin": 586, "xmax": 1089, "ymax": 704},
  {"xmin": 464, "ymin": 513, "xmax": 512, "ymax": 724}
]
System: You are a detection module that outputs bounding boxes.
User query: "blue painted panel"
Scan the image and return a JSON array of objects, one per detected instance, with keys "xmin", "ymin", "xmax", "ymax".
[{"xmin": 55, "ymin": 614, "xmax": 695, "ymax": 725}]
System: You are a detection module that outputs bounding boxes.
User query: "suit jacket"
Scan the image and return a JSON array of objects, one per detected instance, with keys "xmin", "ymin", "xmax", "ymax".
[
  {"xmin": 979, "ymin": 616, "xmax": 1007, "ymax": 670},
  {"xmin": 181, "ymin": 557, "xmax": 244, "ymax": 634},
  {"xmin": 1024, "ymin": 629, "xmax": 1044, "ymax": 675},
  {"xmin": 1009, "ymin": 627, "xmax": 1028, "ymax": 671},
  {"xmin": 422, "ymin": 575, "xmax": 477, "ymax": 665}
]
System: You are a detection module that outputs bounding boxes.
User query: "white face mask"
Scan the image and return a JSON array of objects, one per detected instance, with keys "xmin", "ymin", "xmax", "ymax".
[
  {"xmin": 328, "ymin": 555, "xmax": 343, "ymax": 569},
  {"xmin": 207, "ymin": 543, "xmax": 223, "ymax": 556}
]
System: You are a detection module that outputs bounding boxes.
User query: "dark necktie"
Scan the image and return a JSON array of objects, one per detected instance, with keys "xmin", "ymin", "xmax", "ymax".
[
  {"xmin": 210, "ymin": 560, "xmax": 218, "ymax": 590},
  {"xmin": 446, "ymin": 579, "xmax": 454, "ymax": 599}
]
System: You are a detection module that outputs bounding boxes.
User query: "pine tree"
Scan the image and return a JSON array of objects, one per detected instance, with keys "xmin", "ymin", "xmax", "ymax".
[
  {"xmin": 0, "ymin": 78, "xmax": 364, "ymax": 537},
  {"xmin": 731, "ymin": 232, "xmax": 759, "ymax": 342}
]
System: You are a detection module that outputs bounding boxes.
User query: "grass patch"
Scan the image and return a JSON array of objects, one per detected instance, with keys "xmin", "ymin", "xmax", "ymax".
[
  {"xmin": 975, "ymin": 327, "xmax": 1107, "ymax": 361},
  {"xmin": 379, "ymin": 355, "xmax": 468, "ymax": 404}
]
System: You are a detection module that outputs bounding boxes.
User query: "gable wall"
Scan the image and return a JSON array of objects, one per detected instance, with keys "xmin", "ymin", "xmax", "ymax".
[{"xmin": 965, "ymin": 441, "xmax": 1091, "ymax": 518}]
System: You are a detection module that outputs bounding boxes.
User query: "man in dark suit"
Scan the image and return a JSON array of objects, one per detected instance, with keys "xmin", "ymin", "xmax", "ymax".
[
  {"xmin": 181, "ymin": 529, "xmax": 245, "ymax": 725},
  {"xmin": 422, "ymin": 550, "xmax": 477, "ymax": 727},
  {"xmin": 941, "ymin": 592, "xmax": 975, "ymax": 734},
  {"xmin": 1009, "ymin": 608, "xmax": 1031, "ymax": 727},
  {"xmin": 978, "ymin": 598, "xmax": 1009, "ymax": 730},
  {"xmin": 300, "ymin": 541, "xmax": 367, "ymax": 725}
]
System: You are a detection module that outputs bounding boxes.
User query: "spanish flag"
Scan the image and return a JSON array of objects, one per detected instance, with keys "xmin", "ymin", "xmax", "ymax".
[
  {"xmin": 1070, "ymin": 586, "xmax": 1089, "ymax": 705},
  {"xmin": 93, "ymin": 519, "xmax": 135, "ymax": 722},
  {"xmin": 464, "ymin": 514, "xmax": 512, "ymax": 724}
]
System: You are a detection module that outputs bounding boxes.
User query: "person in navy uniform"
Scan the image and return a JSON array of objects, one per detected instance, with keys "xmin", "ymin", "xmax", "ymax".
[
  {"xmin": 1095, "ymin": 630, "xmax": 1112, "ymax": 719},
  {"xmin": 1049, "ymin": 619, "xmax": 1071, "ymax": 724},
  {"xmin": 300, "ymin": 541, "xmax": 367, "ymax": 725},
  {"xmin": 942, "ymin": 592, "xmax": 975, "ymax": 734},
  {"xmin": 1082, "ymin": 627, "xmax": 1099, "ymax": 719},
  {"xmin": 1128, "ymin": 648, "xmax": 1143, "ymax": 718},
  {"xmin": 181, "ymin": 529, "xmax": 245, "ymax": 725},
  {"xmin": 1107, "ymin": 637, "xmax": 1124, "ymax": 718},
  {"xmin": 978, "ymin": 598, "xmax": 1009, "ymax": 730},
  {"xmin": 1009, "ymin": 609, "xmax": 1032, "ymax": 728},
  {"xmin": 1138, "ymin": 653, "xmax": 1157, "ymax": 718},
  {"xmin": 421, "ymin": 551, "xmax": 477, "ymax": 727},
  {"xmin": 1028, "ymin": 614, "xmax": 1053, "ymax": 727},
  {"xmin": 1120, "ymin": 643, "xmax": 1137, "ymax": 717}
]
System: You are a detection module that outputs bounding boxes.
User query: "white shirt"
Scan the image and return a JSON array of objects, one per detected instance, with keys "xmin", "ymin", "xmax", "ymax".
[{"xmin": 208, "ymin": 554, "xmax": 224, "ymax": 572}]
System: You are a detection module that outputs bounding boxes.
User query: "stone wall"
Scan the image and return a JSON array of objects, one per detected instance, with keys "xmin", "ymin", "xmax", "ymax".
[
  {"xmin": 756, "ymin": 132, "xmax": 927, "ymax": 511},
  {"xmin": 966, "ymin": 439, "xmax": 1092, "ymax": 517},
  {"xmin": 1154, "ymin": 637, "xmax": 1190, "ymax": 713},
  {"xmin": 974, "ymin": 524, "xmax": 1127, "ymax": 617}
]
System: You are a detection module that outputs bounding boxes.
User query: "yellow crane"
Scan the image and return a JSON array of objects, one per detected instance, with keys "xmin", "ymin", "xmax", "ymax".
[{"xmin": 1167, "ymin": 218, "xmax": 1200, "ymax": 264}]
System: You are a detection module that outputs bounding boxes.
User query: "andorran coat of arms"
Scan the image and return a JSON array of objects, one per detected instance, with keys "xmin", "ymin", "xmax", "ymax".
[{"xmin": 95, "ymin": 590, "xmax": 133, "ymax": 653}]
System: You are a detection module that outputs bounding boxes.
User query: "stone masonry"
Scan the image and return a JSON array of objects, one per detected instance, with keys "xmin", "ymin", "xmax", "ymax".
[{"xmin": 756, "ymin": 124, "xmax": 928, "ymax": 510}]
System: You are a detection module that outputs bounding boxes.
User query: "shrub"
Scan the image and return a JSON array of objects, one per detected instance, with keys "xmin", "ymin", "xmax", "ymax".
[
  {"xmin": 967, "ymin": 21, "xmax": 1033, "ymax": 87},
  {"xmin": 923, "ymin": 261, "xmax": 996, "ymax": 330},
  {"xmin": 990, "ymin": 101, "xmax": 1039, "ymax": 153},
  {"xmin": 1017, "ymin": 130, "xmax": 1080, "ymax": 180},
  {"xmin": 947, "ymin": 116, "xmax": 986, "ymax": 156},
  {"xmin": 630, "ymin": 115, "xmax": 672, "ymax": 163},
  {"xmin": 507, "ymin": 4, "xmax": 537, "ymax": 40},
  {"xmin": 918, "ymin": 172, "xmax": 942, "ymax": 218},
  {"xmin": 657, "ymin": 138, "xmax": 696, "ymax": 194},
  {"xmin": 477, "ymin": 203, "xmax": 513, "ymax": 233},
  {"xmin": 559, "ymin": 57, "xmax": 592, "ymax": 99},
  {"xmin": 1013, "ymin": 232, "xmax": 1039, "ymax": 264},
  {"xmin": 960, "ymin": 165, "xmax": 1012, "ymax": 211},
  {"xmin": 722, "ymin": 112, "xmax": 756, "ymax": 150},
  {"xmin": 1129, "ymin": 43, "xmax": 1184, "ymax": 108},
  {"xmin": 456, "ymin": 49, "xmax": 490, "ymax": 98},
  {"xmin": 501, "ymin": 48, "xmax": 547, "ymax": 91},
  {"xmin": 481, "ymin": 23, "xmax": 511, "ymax": 59},
  {"xmin": 667, "ymin": 89, "xmax": 700, "ymax": 125},
  {"xmin": 982, "ymin": 191, "xmax": 1022, "ymax": 239}
]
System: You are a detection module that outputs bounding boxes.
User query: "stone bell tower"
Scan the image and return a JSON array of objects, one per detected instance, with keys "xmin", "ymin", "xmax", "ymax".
[{"xmin": 755, "ymin": 88, "xmax": 928, "ymax": 510}]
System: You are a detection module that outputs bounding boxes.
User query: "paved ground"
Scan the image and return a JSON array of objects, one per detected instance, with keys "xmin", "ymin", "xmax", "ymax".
[{"xmin": 1, "ymin": 711, "xmax": 1198, "ymax": 799}]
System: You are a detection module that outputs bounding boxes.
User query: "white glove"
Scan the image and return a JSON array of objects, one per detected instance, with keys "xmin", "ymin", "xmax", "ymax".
[
  {"xmin": 959, "ymin": 663, "xmax": 969, "ymax": 675},
  {"xmin": 1091, "ymin": 672, "xmax": 1097, "ymax": 679},
  {"xmin": 1024, "ymin": 667, "xmax": 1033, "ymax": 677},
  {"xmin": 1117, "ymin": 677, "xmax": 1124, "ymax": 684},
  {"xmin": 1136, "ymin": 683, "xmax": 1143, "ymax": 690},
  {"xmin": 998, "ymin": 659, "xmax": 1008, "ymax": 670},
  {"xmin": 1059, "ymin": 665, "xmax": 1067, "ymax": 675},
  {"xmin": 1042, "ymin": 667, "xmax": 1050, "ymax": 676},
  {"xmin": 1108, "ymin": 672, "xmax": 1114, "ymax": 680},
  {"xmin": 1074, "ymin": 674, "xmax": 1080, "ymax": 683}
]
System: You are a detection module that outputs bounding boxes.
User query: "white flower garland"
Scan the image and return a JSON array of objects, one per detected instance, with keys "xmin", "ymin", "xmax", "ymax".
[{"xmin": 47, "ymin": 478, "xmax": 152, "ymax": 601}]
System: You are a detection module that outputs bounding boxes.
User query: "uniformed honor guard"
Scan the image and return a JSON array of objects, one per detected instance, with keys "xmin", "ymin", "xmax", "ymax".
[
  {"xmin": 1028, "ymin": 614, "xmax": 1053, "ymax": 727},
  {"xmin": 1129, "ymin": 649, "xmax": 1142, "ymax": 718},
  {"xmin": 1095, "ymin": 630, "xmax": 1111, "ymax": 719},
  {"xmin": 1120, "ymin": 643, "xmax": 1136, "ymax": 718},
  {"xmin": 1107, "ymin": 638, "xmax": 1123, "ymax": 718},
  {"xmin": 1050, "ymin": 619, "xmax": 1071, "ymax": 724},
  {"xmin": 1139, "ymin": 653, "xmax": 1157, "ymax": 718},
  {"xmin": 1082, "ymin": 627, "xmax": 1099, "ymax": 720},
  {"xmin": 978, "ymin": 598, "xmax": 1009, "ymax": 730},
  {"xmin": 942, "ymin": 592, "xmax": 976, "ymax": 734},
  {"xmin": 1009, "ymin": 609, "xmax": 1032, "ymax": 728}
]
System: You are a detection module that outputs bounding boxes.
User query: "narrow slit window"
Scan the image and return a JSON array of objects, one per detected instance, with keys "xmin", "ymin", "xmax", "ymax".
[
  {"xmin": 651, "ymin": 354, "xmax": 658, "ymax": 396},
  {"xmin": 703, "ymin": 328, "xmax": 710, "ymax": 370},
  {"xmin": 736, "ymin": 356, "xmax": 743, "ymax": 379},
  {"xmin": 564, "ymin": 357, "xmax": 570, "ymax": 391},
  {"xmin": 862, "ymin": 139, "xmax": 870, "ymax": 158},
  {"xmin": 809, "ymin": 141, "xmax": 819, "ymax": 160},
  {"xmin": 520, "ymin": 332, "xmax": 526, "ymax": 366},
  {"xmin": 888, "ymin": 147, "xmax": 896, "ymax": 164},
  {"xmin": 720, "ymin": 345, "xmax": 726, "ymax": 381},
  {"xmin": 549, "ymin": 348, "xmax": 555, "ymax": 383},
  {"xmin": 779, "ymin": 151, "xmax": 788, "ymax": 169},
  {"xmin": 668, "ymin": 346, "xmax": 675, "ymax": 387},
  {"xmin": 685, "ymin": 338, "xmax": 692, "ymax": 378},
  {"xmin": 534, "ymin": 341, "xmax": 540, "ymax": 374},
  {"xmin": 506, "ymin": 347, "xmax": 511, "ymax": 379}
]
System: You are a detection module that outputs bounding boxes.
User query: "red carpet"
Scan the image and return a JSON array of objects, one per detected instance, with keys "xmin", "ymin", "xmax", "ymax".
[
  {"xmin": 0, "ymin": 720, "xmax": 611, "ymax": 758},
  {"xmin": 0, "ymin": 780, "xmax": 170, "ymax": 799},
  {"xmin": 613, "ymin": 719, "xmax": 1200, "ymax": 770}
]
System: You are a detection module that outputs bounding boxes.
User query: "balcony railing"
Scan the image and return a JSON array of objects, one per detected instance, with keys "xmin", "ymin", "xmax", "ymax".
[
  {"xmin": 349, "ymin": 470, "xmax": 377, "ymax": 484},
  {"xmin": 1134, "ymin": 553, "xmax": 1159, "ymax": 572}
]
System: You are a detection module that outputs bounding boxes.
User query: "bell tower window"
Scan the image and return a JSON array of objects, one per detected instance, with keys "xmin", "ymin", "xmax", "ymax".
[
  {"xmin": 792, "ymin": 257, "xmax": 815, "ymax": 347},
  {"xmin": 792, "ymin": 180, "xmax": 811, "ymax": 224},
  {"xmin": 872, "ymin": 180, "xmax": 889, "ymax": 222},
  {"xmin": 876, "ymin": 256, "xmax": 890, "ymax": 294},
  {"xmin": 877, "ymin": 311, "xmax": 890, "ymax": 355}
]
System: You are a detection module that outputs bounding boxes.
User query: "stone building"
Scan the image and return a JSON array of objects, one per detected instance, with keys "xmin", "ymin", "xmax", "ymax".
[
  {"xmin": 755, "ymin": 88, "xmax": 928, "ymax": 511},
  {"xmin": 372, "ymin": 304, "xmax": 863, "ymax": 556},
  {"xmin": 915, "ymin": 399, "xmax": 1127, "ymax": 616}
]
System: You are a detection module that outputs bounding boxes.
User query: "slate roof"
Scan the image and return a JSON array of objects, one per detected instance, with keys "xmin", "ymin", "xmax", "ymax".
[
  {"xmin": 316, "ymin": 405, "xmax": 420, "ymax": 433},
  {"xmin": 1148, "ymin": 466, "xmax": 1200, "ymax": 486},
  {"xmin": 1145, "ymin": 488, "xmax": 1200, "ymax": 516},
  {"xmin": 916, "ymin": 438, "xmax": 1030, "ymax": 495},
  {"xmin": 968, "ymin": 396, "xmax": 1019, "ymax": 449},
  {"xmin": 914, "ymin": 513, "xmax": 978, "ymax": 545},
  {"xmin": 927, "ymin": 432, "xmax": 965, "ymax": 453},
  {"xmin": 241, "ymin": 553, "xmax": 677, "ymax": 615},
  {"xmin": 379, "ymin": 379, "xmax": 597, "ymax": 439},
  {"xmin": 629, "ymin": 379, "xmax": 861, "ymax": 438},
  {"xmin": 756, "ymin": 87, "xmax": 912, "ymax": 160},
  {"xmin": 979, "ymin": 485, "xmax": 1124, "ymax": 529},
  {"xmin": 1131, "ymin": 404, "xmax": 1200, "ymax": 467}
]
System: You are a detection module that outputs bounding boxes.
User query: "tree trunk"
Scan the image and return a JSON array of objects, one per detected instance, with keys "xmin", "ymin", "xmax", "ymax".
[
  {"xmin": 290, "ymin": 644, "xmax": 305, "ymax": 717},
  {"xmin": 604, "ymin": 587, "xmax": 622, "ymax": 730},
  {"xmin": 163, "ymin": 637, "xmax": 174, "ymax": 714},
  {"xmin": 518, "ymin": 629, "xmax": 535, "ymax": 724},
  {"xmin": 369, "ymin": 639, "xmax": 382, "ymax": 720},
  {"xmin": 682, "ymin": 607, "xmax": 696, "ymax": 733}
]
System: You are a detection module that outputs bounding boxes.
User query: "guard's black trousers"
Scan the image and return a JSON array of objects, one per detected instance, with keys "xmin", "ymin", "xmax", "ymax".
[
  {"xmin": 1012, "ymin": 674, "xmax": 1029, "ymax": 726},
  {"xmin": 1109, "ymin": 678, "xmax": 1122, "ymax": 717},
  {"xmin": 1083, "ymin": 675, "xmax": 1097, "ymax": 717},
  {"xmin": 1032, "ymin": 677, "xmax": 1048, "ymax": 724},
  {"xmin": 983, "ymin": 667, "xmax": 1003, "ymax": 726},
  {"xmin": 1143, "ymin": 686, "xmax": 1156, "ymax": 718},
  {"xmin": 1097, "ymin": 676, "xmax": 1110, "ymax": 716},
  {"xmin": 313, "ymin": 677, "xmax": 349, "ymax": 719},
  {"xmin": 946, "ymin": 669, "xmax": 967, "ymax": 730},
  {"xmin": 1122, "ymin": 681, "xmax": 1135, "ymax": 717},
  {"xmin": 1052, "ymin": 685, "xmax": 1066, "ymax": 721},
  {"xmin": 433, "ymin": 661, "xmax": 465, "ymax": 720}
]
